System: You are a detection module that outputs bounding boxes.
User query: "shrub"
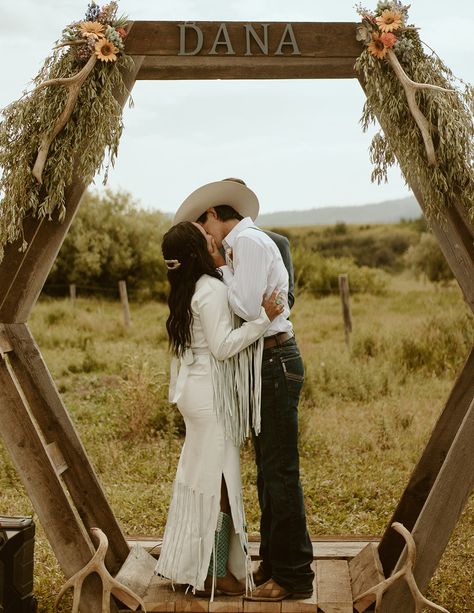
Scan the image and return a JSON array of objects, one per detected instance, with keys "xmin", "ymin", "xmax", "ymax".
[
  {"xmin": 292, "ymin": 249, "xmax": 389, "ymax": 297},
  {"xmin": 395, "ymin": 312, "xmax": 474, "ymax": 376},
  {"xmin": 404, "ymin": 233, "xmax": 454, "ymax": 283}
]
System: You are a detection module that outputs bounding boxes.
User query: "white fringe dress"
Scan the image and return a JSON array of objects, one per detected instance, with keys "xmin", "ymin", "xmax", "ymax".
[{"xmin": 155, "ymin": 274, "xmax": 270, "ymax": 592}]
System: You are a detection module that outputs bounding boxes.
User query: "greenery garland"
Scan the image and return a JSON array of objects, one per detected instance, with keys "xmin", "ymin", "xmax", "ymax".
[
  {"xmin": 0, "ymin": 1, "xmax": 133, "ymax": 262},
  {"xmin": 355, "ymin": 1, "xmax": 474, "ymax": 223}
]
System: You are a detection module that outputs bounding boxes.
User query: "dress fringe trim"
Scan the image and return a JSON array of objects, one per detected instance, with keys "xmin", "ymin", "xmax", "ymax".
[
  {"xmin": 210, "ymin": 335, "xmax": 263, "ymax": 446},
  {"xmin": 154, "ymin": 481, "xmax": 252, "ymax": 598}
]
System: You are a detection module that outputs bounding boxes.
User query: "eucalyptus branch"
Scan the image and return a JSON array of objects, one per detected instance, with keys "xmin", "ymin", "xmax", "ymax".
[{"xmin": 386, "ymin": 49, "xmax": 455, "ymax": 166}]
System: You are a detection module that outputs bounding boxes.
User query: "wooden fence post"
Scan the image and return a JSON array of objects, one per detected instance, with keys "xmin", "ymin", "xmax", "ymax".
[
  {"xmin": 118, "ymin": 280, "xmax": 131, "ymax": 328},
  {"xmin": 69, "ymin": 283, "xmax": 76, "ymax": 307},
  {"xmin": 338, "ymin": 274, "xmax": 352, "ymax": 350}
]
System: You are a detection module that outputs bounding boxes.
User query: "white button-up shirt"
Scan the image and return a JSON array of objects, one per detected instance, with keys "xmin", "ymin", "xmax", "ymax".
[{"xmin": 220, "ymin": 217, "xmax": 293, "ymax": 337}]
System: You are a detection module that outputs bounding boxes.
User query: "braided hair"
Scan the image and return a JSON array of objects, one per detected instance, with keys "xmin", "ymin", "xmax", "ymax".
[{"xmin": 162, "ymin": 221, "xmax": 222, "ymax": 357}]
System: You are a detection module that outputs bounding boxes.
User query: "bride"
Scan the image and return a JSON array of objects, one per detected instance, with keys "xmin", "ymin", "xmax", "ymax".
[{"xmin": 155, "ymin": 221, "xmax": 283, "ymax": 598}]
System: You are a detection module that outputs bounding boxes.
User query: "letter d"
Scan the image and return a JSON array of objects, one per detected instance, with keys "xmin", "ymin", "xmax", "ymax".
[{"xmin": 178, "ymin": 23, "xmax": 204, "ymax": 56}]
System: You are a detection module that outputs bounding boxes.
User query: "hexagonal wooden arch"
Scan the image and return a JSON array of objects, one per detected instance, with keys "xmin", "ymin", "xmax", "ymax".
[{"xmin": 0, "ymin": 21, "xmax": 473, "ymax": 613}]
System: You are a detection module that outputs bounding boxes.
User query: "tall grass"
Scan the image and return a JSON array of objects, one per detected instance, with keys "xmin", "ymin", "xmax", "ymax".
[{"xmin": 0, "ymin": 276, "xmax": 472, "ymax": 611}]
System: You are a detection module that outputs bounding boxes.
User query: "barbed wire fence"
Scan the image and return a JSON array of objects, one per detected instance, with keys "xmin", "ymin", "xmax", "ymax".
[{"xmin": 42, "ymin": 275, "xmax": 353, "ymax": 347}]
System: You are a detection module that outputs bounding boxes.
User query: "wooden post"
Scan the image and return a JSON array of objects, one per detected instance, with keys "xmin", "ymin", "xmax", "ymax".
[
  {"xmin": 377, "ymin": 347, "xmax": 474, "ymax": 575},
  {"xmin": 69, "ymin": 283, "xmax": 76, "ymax": 307},
  {"xmin": 382, "ymin": 398, "xmax": 474, "ymax": 612},
  {"xmin": 0, "ymin": 356, "xmax": 105, "ymax": 612},
  {"xmin": 338, "ymin": 274, "xmax": 352, "ymax": 350},
  {"xmin": 118, "ymin": 280, "xmax": 131, "ymax": 328},
  {"xmin": 3, "ymin": 323, "xmax": 130, "ymax": 573}
]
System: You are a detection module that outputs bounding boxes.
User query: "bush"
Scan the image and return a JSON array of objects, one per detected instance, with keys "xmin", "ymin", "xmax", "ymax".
[
  {"xmin": 292, "ymin": 249, "xmax": 389, "ymax": 297},
  {"xmin": 46, "ymin": 188, "xmax": 171, "ymax": 300},
  {"xmin": 395, "ymin": 312, "xmax": 474, "ymax": 376},
  {"xmin": 404, "ymin": 233, "xmax": 454, "ymax": 283}
]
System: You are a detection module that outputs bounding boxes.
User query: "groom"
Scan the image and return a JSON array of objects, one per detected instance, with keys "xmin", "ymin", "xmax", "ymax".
[{"xmin": 174, "ymin": 178, "xmax": 314, "ymax": 601}]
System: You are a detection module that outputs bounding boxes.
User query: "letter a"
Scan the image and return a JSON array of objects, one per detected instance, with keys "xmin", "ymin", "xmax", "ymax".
[
  {"xmin": 209, "ymin": 23, "xmax": 235, "ymax": 55},
  {"xmin": 178, "ymin": 23, "xmax": 204, "ymax": 56},
  {"xmin": 275, "ymin": 24, "xmax": 301, "ymax": 55}
]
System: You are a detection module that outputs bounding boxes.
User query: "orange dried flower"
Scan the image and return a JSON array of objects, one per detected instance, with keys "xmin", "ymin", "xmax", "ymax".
[{"xmin": 380, "ymin": 32, "xmax": 397, "ymax": 48}]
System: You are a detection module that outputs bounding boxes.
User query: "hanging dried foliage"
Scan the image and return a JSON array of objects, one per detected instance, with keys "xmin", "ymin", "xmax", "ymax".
[
  {"xmin": 0, "ymin": 2, "xmax": 133, "ymax": 262},
  {"xmin": 355, "ymin": 1, "xmax": 474, "ymax": 222}
]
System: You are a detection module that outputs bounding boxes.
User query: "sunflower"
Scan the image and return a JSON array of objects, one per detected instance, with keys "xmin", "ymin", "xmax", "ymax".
[
  {"xmin": 95, "ymin": 38, "xmax": 119, "ymax": 62},
  {"xmin": 80, "ymin": 21, "xmax": 105, "ymax": 40},
  {"xmin": 375, "ymin": 9, "xmax": 403, "ymax": 32},
  {"xmin": 367, "ymin": 33, "xmax": 388, "ymax": 59}
]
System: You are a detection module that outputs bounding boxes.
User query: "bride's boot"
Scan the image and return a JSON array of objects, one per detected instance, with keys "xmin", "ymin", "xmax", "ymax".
[{"xmin": 196, "ymin": 511, "xmax": 245, "ymax": 597}]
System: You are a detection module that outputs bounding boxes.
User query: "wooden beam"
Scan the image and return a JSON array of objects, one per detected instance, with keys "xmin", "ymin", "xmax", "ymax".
[
  {"xmin": 0, "ymin": 51, "xmax": 144, "ymax": 324},
  {"xmin": 136, "ymin": 55, "xmax": 359, "ymax": 80},
  {"xmin": 357, "ymin": 76, "xmax": 474, "ymax": 313},
  {"xmin": 0, "ymin": 358, "xmax": 104, "ymax": 612},
  {"xmin": 3, "ymin": 323, "xmax": 129, "ymax": 573},
  {"xmin": 125, "ymin": 21, "xmax": 362, "ymax": 57},
  {"xmin": 349, "ymin": 543, "xmax": 384, "ymax": 612},
  {"xmin": 377, "ymin": 346, "xmax": 474, "ymax": 575},
  {"xmin": 381, "ymin": 398, "xmax": 474, "ymax": 612}
]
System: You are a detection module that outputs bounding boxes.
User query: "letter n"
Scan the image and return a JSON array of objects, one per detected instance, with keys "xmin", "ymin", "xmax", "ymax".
[{"xmin": 245, "ymin": 24, "xmax": 269, "ymax": 56}]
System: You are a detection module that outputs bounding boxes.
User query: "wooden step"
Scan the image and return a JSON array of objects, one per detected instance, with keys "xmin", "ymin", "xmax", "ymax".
[
  {"xmin": 126, "ymin": 536, "xmax": 379, "ymax": 562},
  {"xmin": 118, "ymin": 559, "xmax": 358, "ymax": 613}
]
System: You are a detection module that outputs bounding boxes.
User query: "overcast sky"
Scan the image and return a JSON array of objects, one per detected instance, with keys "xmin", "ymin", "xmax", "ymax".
[{"xmin": 1, "ymin": 1, "xmax": 473, "ymax": 215}]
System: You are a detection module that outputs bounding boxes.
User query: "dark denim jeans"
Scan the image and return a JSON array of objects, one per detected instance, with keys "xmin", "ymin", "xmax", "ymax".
[{"xmin": 252, "ymin": 337, "xmax": 314, "ymax": 593}]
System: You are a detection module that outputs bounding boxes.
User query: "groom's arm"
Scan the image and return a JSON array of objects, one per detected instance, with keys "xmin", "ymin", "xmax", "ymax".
[{"xmin": 220, "ymin": 236, "xmax": 271, "ymax": 322}]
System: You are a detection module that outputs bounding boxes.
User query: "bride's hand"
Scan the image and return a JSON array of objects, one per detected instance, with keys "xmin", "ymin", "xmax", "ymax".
[{"xmin": 263, "ymin": 290, "xmax": 284, "ymax": 321}]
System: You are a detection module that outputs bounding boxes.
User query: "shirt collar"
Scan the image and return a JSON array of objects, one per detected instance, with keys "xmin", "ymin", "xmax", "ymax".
[{"xmin": 223, "ymin": 217, "xmax": 255, "ymax": 250}]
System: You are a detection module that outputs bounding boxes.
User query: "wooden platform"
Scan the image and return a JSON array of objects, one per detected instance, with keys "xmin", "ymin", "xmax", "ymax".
[
  {"xmin": 126, "ymin": 536, "xmax": 379, "ymax": 561},
  {"xmin": 121, "ymin": 537, "xmax": 380, "ymax": 612}
]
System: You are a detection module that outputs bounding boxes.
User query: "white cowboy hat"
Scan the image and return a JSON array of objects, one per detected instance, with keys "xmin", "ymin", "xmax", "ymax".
[{"xmin": 173, "ymin": 179, "xmax": 259, "ymax": 224}]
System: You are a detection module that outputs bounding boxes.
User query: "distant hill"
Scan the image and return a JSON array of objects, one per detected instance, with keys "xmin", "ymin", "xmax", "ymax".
[{"xmin": 256, "ymin": 196, "xmax": 420, "ymax": 227}]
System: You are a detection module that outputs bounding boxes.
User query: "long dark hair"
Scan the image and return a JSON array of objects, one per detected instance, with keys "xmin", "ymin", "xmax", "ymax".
[{"xmin": 162, "ymin": 222, "xmax": 222, "ymax": 357}]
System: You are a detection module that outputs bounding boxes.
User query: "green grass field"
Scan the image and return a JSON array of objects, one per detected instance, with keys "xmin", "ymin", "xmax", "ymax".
[{"xmin": 1, "ymin": 274, "xmax": 473, "ymax": 611}]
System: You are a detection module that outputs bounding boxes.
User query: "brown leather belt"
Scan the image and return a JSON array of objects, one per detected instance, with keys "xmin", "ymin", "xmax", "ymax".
[{"xmin": 263, "ymin": 331, "xmax": 294, "ymax": 350}]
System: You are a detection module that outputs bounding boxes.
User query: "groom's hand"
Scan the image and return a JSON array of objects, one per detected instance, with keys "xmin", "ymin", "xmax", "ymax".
[{"xmin": 209, "ymin": 236, "xmax": 226, "ymax": 267}]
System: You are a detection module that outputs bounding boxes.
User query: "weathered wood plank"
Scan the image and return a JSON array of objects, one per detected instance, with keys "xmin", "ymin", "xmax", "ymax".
[
  {"xmin": 209, "ymin": 593, "xmax": 244, "ymax": 613},
  {"xmin": 0, "ymin": 325, "xmax": 13, "ymax": 353},
  {"xmin": 281, "ymin": 561, "xmax": 317, "ymax": 613},
  {"xmin": 382, "ymin": 398, "xmax": 474, "ymax": 613},
  {"xmin": 125, "ymin": 22, "xmax": 362, "ymax": 58},
  {"xmin": 0, "ymin": 51, "xmax": 144, "ymax": 323},
  {"xmin": 377, "ymin": 347, "xmax": 474, "ymax": 575},
  {"xmin": 142, "ymin": 575, "xmax": 177, "ymax": 612},
  {"xmin": 174, "ymin": 588, "xmax": 210, "ymax": 613},
  {"xmin": 46, "ymin": 441, "xmax": 68, "ymax": 475},
  {"xmin": 3, "ymin": 323, "xmax": 129, "ymax": 572},
  {"xmin": 136, "ymin": 56, "xmax": 358, "ymax": 80},
  {"xmin": 243, "ymin": 600, "xmax": 281, "ymax": 613},
  {"xmin": 0, "ymin": 358, "xmax": 104, "ymax": 612},
  {"xmin": 315, "ymin": 560, "xmax": 352, "ymax": 613},
  {"xmin": 349, "ymin": 543, "xmax": 384, "ymax": 612},
  {"xmin": 126, "ymin": 537, "xmax": 379, "ymax": 560}
]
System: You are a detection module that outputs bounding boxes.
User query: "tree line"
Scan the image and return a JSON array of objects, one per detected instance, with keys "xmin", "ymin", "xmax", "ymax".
[{"xmin": 45, "ymin": 189, "xmax": 453, "ymax": 300}]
